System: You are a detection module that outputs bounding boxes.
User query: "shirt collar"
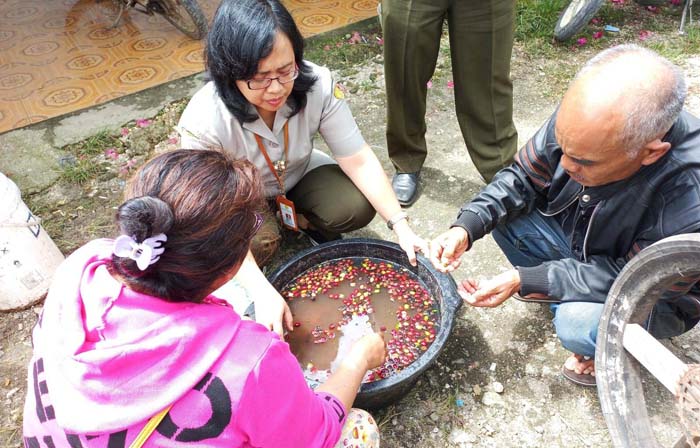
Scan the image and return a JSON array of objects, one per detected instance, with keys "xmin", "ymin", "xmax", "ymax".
[
  {"xmin": 662, "ymin": 111, "xmax": 687, "ymax": 148},
  {"xmin": 241, "ymin": 102, "xmax": 292, "ymax": 139}
]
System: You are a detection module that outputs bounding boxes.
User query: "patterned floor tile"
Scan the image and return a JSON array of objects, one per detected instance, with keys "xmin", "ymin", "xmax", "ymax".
[{"xmin": 0, "ymin": 0, "xmax": 378, "ymax": 134}]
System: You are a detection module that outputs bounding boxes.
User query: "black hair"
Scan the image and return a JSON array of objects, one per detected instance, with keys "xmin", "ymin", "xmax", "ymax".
[
  {"xmin": 115, "ymin": 196, "xmax": 174, "ymax": 246},
  {"xmin": 206, "ymin": 0, "xmax": 318, "ymax": 123}
]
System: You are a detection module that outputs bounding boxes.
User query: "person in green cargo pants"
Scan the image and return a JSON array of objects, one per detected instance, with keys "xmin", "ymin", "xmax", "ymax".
[{"xmin": 381, "ymin": 0, "xmax": 519, "ymax": 206}]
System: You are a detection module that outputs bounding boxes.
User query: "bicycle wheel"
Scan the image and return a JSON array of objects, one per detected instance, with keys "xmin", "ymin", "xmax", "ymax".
[
  {"xmin": 149, "ymin": 0, "xmax": 208, "ymax": 39},
  {"xmin": 596, "ymin": 234, "xmax": 700, "ymax": 447},
  {"xmin": 554, "ymin": 0, "xmax": 605, "ymax": 41}
]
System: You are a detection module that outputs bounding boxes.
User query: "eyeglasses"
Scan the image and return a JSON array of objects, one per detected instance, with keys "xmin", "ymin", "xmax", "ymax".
[
  {"xmin": 239, "ymin": 212, "xmax": 263, "ymax": 244},
  {"xmin": 251, "ymin": 212, "xmax": 264, "ymax": 236},
  {"xmin": 245, "ymin": 66, "xmax": 299, "ymax": 90}
]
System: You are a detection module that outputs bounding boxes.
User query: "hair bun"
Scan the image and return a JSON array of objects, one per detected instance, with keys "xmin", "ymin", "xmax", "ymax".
[{"xmin": 116, "ymin": 196, "xmax": 174, "ymax": 242}]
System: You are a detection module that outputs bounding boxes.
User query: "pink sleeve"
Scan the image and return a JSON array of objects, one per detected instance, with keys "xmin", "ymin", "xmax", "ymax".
[{"xmin": 235, "ymin": 340, "xmax": 347, "ymax": 448}]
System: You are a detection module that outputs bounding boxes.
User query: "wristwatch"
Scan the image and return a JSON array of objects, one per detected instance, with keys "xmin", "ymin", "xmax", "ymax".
[{"xmin": 386, "ymin": 212, "xmax": 409, "ymax": 230}]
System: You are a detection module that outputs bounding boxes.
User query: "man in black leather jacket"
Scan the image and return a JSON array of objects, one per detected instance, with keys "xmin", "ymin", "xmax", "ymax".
[{"xmin": 430, "ymin": 44, "xmax": 700, "ymax": 386}]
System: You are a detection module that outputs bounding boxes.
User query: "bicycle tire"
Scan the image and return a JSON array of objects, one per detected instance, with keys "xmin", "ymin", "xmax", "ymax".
[
  {"xmin": 596, "ymin": 234, "xmax": 700, "ymax": 447},
  {"xmin": 149, "ymin": 0, "xmax": 208, "ymax": 39},
  {"xmin": 634, "ymin": 0, "xmax": 666, "ymax": 5},
  {"xmin": 554, "ymin": 0, "xmax": 605, "ymax": 41}
]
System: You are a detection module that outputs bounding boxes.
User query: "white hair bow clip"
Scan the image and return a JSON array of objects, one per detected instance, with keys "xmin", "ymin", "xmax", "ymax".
[{"xmin": 113, "ymin": 234, "xmax": 168, "ymax": 271}]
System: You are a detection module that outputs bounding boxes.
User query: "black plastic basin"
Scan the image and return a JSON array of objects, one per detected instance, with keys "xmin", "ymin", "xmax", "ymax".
[{"xmin": 266, "ymin": 238, "xmax": 462, "ymax": 409}]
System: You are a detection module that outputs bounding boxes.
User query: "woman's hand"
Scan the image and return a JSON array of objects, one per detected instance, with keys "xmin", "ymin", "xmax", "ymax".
[
  {"xmin": 392, "ymin": 219, "xmax": 429, "ymax": 266},
  {"xmin": 344, "ymin": 332, "xmax": 387, "ymax": 372},
  {"xmin": 317, "ymin": 331, "xmax": 387, "ymax": 411},
  {"xmin": 254, "ymin": 284, "xmax": 294, "ymax": 337},
  {"xmin": 235, "ymin": 250, "xmax": 293, "ymax": 338}
]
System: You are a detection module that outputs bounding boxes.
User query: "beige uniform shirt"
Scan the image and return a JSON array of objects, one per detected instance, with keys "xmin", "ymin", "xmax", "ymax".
[{"xmin": 177, "ymin": 61, "xmax": 365, "ymax": 197}]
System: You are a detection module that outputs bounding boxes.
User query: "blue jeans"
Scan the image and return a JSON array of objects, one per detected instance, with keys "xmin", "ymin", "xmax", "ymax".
[{"xmin": 491, "ymin": 212, "xmax": 600, "ymax": 357}]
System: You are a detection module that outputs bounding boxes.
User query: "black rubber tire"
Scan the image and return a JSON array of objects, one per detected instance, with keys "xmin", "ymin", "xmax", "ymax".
[
  {"xmin": 596, "ymin": 234, "xmax": 700, "ymax": 447},
  {"xmin": 634, "ymin": 0, "xmax": 666, "ymax": 5},
  {"xmin": 150, "ymin": 0, "xmax": 208, "ymax": 39},
  {"xmin": 554, "ymin": 0, "xmax": 605, "ymax": 42}
]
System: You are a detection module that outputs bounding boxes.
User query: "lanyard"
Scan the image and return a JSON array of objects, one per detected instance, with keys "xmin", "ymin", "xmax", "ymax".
[
  {"xmin": 254, "ymin": 122, "xmax": 289, "ymax": 193},
  {"xmin": 129, "ymin": 405, "xmax": 172, "ymax": 448}
]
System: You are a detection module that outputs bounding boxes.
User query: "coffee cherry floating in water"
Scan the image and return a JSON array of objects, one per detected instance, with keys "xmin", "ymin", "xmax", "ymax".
[{"xmin": 280, "ymin": 258, "xmax": 439, "ymax": 383}]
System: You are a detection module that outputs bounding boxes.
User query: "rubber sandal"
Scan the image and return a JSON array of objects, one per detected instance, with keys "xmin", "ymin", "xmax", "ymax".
[{"xmin": 561, "ymin": 364, "xmax": 597, "ymax": 387}]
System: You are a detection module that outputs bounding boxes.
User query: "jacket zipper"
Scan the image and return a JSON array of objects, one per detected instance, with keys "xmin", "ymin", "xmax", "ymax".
[
  {"xmin": 540, "ymin": 186, "xmax": 584, "ymax": 217},
  {"xmin": 582, "ymin": 202, "xmax": 601, "ymax": 262}
]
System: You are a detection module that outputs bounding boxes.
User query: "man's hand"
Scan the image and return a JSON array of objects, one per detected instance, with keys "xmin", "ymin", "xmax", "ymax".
[
  {"xmin": 429, "ymin": 227, "xmax": 470, "ymax": 272},
  {"xmin": 393, "ymin": 219, "xmax": 429, "ymax": 266},
  {"xmin": 459, "ymin": 269, "xmax": 521, "ymax": 308},
  {"xmin": 254, "ymin": 284, "xmax": 294, "ymax": 338}
]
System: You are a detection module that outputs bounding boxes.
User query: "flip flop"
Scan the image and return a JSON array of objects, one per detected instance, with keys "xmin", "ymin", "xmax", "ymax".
[{"xmin": 561, "ymin": 364, "xmax": 597, "ymax": 387}]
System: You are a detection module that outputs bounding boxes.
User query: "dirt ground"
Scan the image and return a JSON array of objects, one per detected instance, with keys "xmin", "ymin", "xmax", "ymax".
[{"xmin": 4, "ymin": 4, "xmax": 700, "ymax": 447}]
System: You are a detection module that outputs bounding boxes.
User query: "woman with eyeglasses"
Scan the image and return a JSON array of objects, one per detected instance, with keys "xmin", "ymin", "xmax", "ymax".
[
  {"xmin": 178, "ymin": 0, "xmax": 427, "ymax": 337},
  {"xmin": 22, "ymin": 149, "xmax": 386, "ymax": 448}
]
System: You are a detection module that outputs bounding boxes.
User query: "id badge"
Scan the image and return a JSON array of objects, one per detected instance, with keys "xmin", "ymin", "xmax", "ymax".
[{"xmin": 276, "ymin": 195, "xmax": 298, "ymax": 231}]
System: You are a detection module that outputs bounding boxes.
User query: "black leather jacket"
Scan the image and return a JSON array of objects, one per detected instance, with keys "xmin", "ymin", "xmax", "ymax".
[{"xmin": 453, "ymin": 110, "xmax": 700, "ymax": 304}]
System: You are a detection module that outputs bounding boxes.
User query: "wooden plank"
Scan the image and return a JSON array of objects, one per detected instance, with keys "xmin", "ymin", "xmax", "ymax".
[{"xmin": 622, "ymin": 323, "xmax": 689, "ymax": 394}]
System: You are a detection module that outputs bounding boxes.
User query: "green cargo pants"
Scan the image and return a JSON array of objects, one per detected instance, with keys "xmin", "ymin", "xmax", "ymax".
[
  {"xmin": 250, "ymin": 164, "xmax": 376, "ymax": 266},
  {"xmin": 382, "ymin": 0, "xmax": 518, "ymax": 182}
]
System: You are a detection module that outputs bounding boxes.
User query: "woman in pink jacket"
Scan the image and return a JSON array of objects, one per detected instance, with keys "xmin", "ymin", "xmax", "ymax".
[{"xmin": 22, "ymin": 149, "xmax": 385, "ymax": 447}]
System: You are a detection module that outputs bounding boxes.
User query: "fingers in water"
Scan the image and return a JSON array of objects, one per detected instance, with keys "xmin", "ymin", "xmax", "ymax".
[{"xmin": 285, "ymin": 312, "xmax": 294, "ymax": 331}]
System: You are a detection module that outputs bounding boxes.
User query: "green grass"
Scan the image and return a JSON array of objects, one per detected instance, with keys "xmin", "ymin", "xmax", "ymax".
[
  {"xmin": 305, "ymin": 21, "xmax": 384, "ymax": 75},
  {"xmin": 67, "ymin": 129, "xmax": 123, "ymax": 157},
  {"xmin": 515, "ymin": 0, "xmax": 569, "ymax": 41},
  {"xmin": 647, "ymin": 24, "xmax": 700, "ymax": 62},
  {"xmin": 596, "ymin": 3, "xmax": 626, "ymax": 28},
  {"xmin": 59, "ymin": 129, "xmax": 120, "ymax": 184},
  {"xmin": 61, "ymin": 157, "xmax": 106, "ymax": 184}
]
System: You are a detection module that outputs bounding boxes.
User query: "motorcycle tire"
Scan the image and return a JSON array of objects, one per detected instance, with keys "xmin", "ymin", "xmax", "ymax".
[
  {"xmin": 150, "ymin": 0, "xmax": 208, "ymax": 39},
  {"xmin": 554, "ymin": 0, "xmax": 605, "ymax": 42}
]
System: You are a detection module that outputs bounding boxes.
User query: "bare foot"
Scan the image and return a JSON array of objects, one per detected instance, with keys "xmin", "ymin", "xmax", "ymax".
[{"xmin": 564, "ymin": 353, "xmax": 595, "ymax": 376}]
